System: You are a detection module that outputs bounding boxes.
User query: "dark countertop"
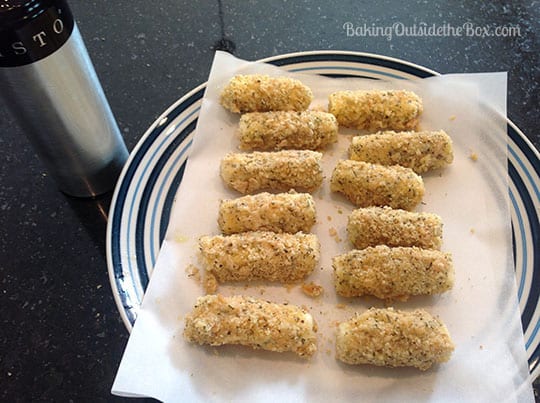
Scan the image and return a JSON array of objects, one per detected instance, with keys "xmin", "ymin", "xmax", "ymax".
[{"xmin": 1, "ymin": 1, "xmax": 538, "ymax": 401}]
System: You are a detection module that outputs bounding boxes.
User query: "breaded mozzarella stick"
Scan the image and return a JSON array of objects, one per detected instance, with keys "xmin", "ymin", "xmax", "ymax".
[
  {"xmin": 238, "ymin": 111, "xmax": 338, "ymax": 151},
  {"xmin": 199, "ymin": 231, "xmax": 320, "ymax": 283},
  {"xmin": 184, "ymin": 295, "xmax": 317, "ymax": 357},
  {"xmin": 220, "ymin": 75, "xmax": 313, "ymax": 113},
  {"xmin": 336, "ymin": 308, "xmax": 454, "ymax": 370},
  {"xmin": 328, "ymin": 90, "xmax": 423, "ymax": 131},
  {"xmin": 349, "ymin": 130, "xmax": 454, "ymax": 173},
  {"xmin": 333, "ymin": 245, "xmax": 454, "ymax": 300},
  {"xmin": 220, "ymin": 150, "xmax": 323, "ymax": 194},
  {"xmin": 347, "ymin": 206, "xmax": 443, "ymax": 250},
  {"xmin": 330, "ymin": 160, "xmax": 424, "ymax": 210},
  {"xmin": 218, "ymin": 191, "xmax": 316, "ymax": 234}
]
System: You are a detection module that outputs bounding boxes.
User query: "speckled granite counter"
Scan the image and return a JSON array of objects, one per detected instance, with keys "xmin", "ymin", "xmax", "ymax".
[{"xmin": 0, "ymin": 1, "xmax": 538, "ymax": 401}]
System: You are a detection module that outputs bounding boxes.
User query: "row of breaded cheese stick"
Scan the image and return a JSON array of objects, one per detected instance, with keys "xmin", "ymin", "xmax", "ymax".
[
  {"xmin": 185, "ymin": 75, "xmax": 326, "ymax": 361},
  {"xmin": 318, "ymin": 73, "xmax": 457, "ymax": 371},
  {"xmin": 319, "ymin": 72, "xmax": 457, "ymax": 370}
]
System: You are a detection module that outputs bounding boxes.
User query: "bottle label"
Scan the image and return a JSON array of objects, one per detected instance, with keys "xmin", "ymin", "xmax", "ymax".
[{"xmin": 0, "ymin": 1, "xmax": 74, "ymax": 67}]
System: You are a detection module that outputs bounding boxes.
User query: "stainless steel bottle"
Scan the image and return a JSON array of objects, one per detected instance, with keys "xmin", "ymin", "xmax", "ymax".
[{"xmin": 0, "ymin": 0, "xmax": 128, "ymax": 197}]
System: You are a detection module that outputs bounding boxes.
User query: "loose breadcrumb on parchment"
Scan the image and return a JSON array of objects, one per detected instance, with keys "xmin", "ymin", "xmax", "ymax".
[
  {"xmin": 185, "ymin": 264, "xmax": 201, "ymax": 284},
  {"xmin": 301, "ymin": 282, "xmax": 324, "ymax": 298},
  {"xmin": 328, "ymin": 227, "xmax": 343, "ymax": 243},
  {"xmin": 470, "ymin": 151, "xmax": 478, "ymax": 161},
  {"xmin": 174, "ymin": 233, "xmax": 189, "ymax": 243}
]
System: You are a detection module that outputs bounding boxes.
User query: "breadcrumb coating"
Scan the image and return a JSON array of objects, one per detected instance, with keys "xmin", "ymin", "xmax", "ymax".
[
  {"xmin": 347, "ymin": 206, "xmax": 443, "ymax": 250},
  {"xmin": 218, "ymin": 191, "xmax": 316, "ymax": 234},
  {"xmin": 220, "ymin": 150, "xmax": 323, "ymax": 194},
  {"xmin": 184, "ymin": 294, "xmax": 317, "ymax": 357},
  {"xmin": 330, "ymin": 160, "xmax": 424, "ymax": 210},
  {"xmin": 333, "ymin": 245, "xmax": 454, "ymax": 300},
  {"xmin": 336, "ymin": 307, "xmax": 454, "ymax": 370},
  {"xmin": 199, "ymin": 231, "xmax": 320, "ymax": 283},
  {"xmin": 328, "ymin": 90, "xmax": 423, "ymax": 131},
  {"xmin": 349, "ymin": 130, "xmax": 454, "ymax": 173},
  {"xmin": 220, "ymin": 75, "xmax": 313, "ymax": 113},
  {"xmin": 238, "ymin": 110, "xmax": 338, "ymax": 151}
]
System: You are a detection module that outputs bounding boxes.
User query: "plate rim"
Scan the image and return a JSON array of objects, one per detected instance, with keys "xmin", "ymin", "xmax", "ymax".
[
  {"xmin": 105, "ymin": 49, "xmax": 540, "ymax": 376},
  {"xmin": 105, "ymin": 81, "xmax": 207, "ymax": 330}
]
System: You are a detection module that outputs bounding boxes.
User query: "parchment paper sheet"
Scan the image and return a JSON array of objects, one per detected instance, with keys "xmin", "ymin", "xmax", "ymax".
[{"xmin": 112, "ymin": 51, "xmax": 533, "ymax": 402}]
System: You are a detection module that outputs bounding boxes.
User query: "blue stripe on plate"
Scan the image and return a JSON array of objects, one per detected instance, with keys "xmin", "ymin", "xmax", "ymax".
[
  {"xmin": 268, "ymin": 53, "xmax": 435, "ymax": 78},
  {"xmin": 111, "ymin": 89, "xmax": 203, "ymax": 302},
  {"xmin": 509, "ymin": 160, "xmax": 540, "ymax": 335},
  {"xmin": 530, "ymin": 343, "xmax": 540, "ymax": 376},
  {"xmin": 160, "ymin": 160, "xmax": 188, "ymax": 243},
  {"xmin": 127, "ymin": 113, "xmax": 195, "ymax": 299},
  {"xmin": 111, "ymin": 120, "xmax": 168, "ymax": 300},
  {"xmin": 510, "ymin": 125, "xmax": 540, "ymax": 181},
  {"xmin": 136, "ymin": 117, "xmax": 198, "ymax": 284},
  {"xmin": 289, "ymin": 66, "xmax": 405, "ymax": 80},
  {"xmin": 308, "ymin": 74, "xmax": 378, "ymax": 79},
  {"xmin": 509, "ymin": 185, "xmax": 528, "ymax": 307},
  {"xmin": 148, "ymin": 137, "xmax": 193, "ymax": 266},
  {"xmin": 508, "ymin": 125, "xmax": 540, "ymax": 374},
  {"xmin": 509, "ymin": 140, "xmax": 540, "ymax": 203}
]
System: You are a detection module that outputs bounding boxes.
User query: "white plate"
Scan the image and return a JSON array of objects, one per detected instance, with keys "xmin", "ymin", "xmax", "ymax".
[{"xmin": 106, "ymin": 50, "xmax": 540, "ymax": 378}]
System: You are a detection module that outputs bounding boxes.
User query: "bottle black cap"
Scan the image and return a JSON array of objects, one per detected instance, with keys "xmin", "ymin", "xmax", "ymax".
[{"xmin": 0, "ymin": 0, "xmax": 73, "ymax": 67}]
